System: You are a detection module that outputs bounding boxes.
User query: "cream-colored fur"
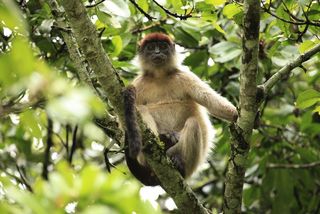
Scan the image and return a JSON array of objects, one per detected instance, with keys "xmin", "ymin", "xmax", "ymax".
[{"xmin": 132, "ymin": 62, "xmax": 238, "ymax": 178}]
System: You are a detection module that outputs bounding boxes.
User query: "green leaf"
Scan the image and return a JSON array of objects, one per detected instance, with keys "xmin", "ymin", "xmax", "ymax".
[
  {"xmin": 307, "ymin": 3, "xmax": 320, "ymax": 20},
  {"xmin": 209, "ymin": 41, "xmax": 239, "ymax": 54},
  {"xmin": 137, "ymin": 0, "xmax": 149, "ymax": 12},
  {"xmin": 0, "ymin": 54, "xmax": 16, "ymax": 86},
  {"xmin": 183, "ymin": 51, "xmax": 208, "ymax": 67},
  {"xmin": 273, "ymin": 170, "xmax": 294, "ymax": 214},
  {"xmin": 6, "ymin": 188, "xmax": 48, "ymax": 214},
  {"xmin": 209, "ymin": 41, "xmax": 241, "ymax": 62},
  {"xmin": 46, "ymin": 87, "xmax": 95, "ymax": 124},
  {"xmin": 215, "ymin": 49, "xmax": 241, "ymax": 62},
  {"xmin": 296, "ymin": 89, "xmax": 320, "ymax": 109},
  {"xmin": 0, "ymin": 37, "xmax": 35, "ymax": 87},
  {"xmin": 82, "ymin": 205, "xmax": 118, "ymax": 214},
  {"xmin": 111, "ymin": 35, "xmax": 123, "ymax": 57},
  {"xmin": 20, "ymin": 110, "xmax": 42, "ymax": 139},
  {"xmin": 223, "ymin": 3, "xmax": 242, "ymax": 19},
  {"xmin": 212, "ymin": 21, "xmax": 226, "ymax": 35},
  {"xmin": 11, "ymin": 38, "xmax": 35, "ymax": 76},
  {"xmin": 99, "ymin": 0, "xmax": 130, "ymax": 18},
  {"xmin": 173, "ymin": 27, "xmax": 198, "ymax": 47},
  {"xmin": 80, "ymin": 164, "xmax": 103, "ymax": 196},
  {"xmin": 171, "ymin": 0, "xmax": 183, "ymax": 12},
  {"xmin": 298, "ymin": 40, "xmax": 316, "ymax": 53},
  {"xmin": 243, "ymin": 186, "xmax": 260, "ymax": 207},
  {"xmin": 0, "ymin": 0, "xmax": 27, "ymax": 35},
  {"xmin": 275, "ymin": 5, "xmax": 290, "ymax": 37},
  {"xmin": 205, "ymin": 0, "xmax": 227, "ymax": 6}
]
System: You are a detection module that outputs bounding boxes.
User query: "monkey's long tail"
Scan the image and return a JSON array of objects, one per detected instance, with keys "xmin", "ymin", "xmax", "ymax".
[{"xmin": 123, "ymin": 85, "xmax": 142, "ymax": 158}]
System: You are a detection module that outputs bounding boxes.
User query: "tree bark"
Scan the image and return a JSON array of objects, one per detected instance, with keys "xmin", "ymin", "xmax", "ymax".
[{"xmin": 223, "ymin": 0, "xmax": 260, "ymax": 213}]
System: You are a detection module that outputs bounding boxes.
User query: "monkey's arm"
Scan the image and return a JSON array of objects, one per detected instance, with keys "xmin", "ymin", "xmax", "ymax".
[{"xmin": 185, "ymin": 72, "xmax": 238, "ymax": 122}]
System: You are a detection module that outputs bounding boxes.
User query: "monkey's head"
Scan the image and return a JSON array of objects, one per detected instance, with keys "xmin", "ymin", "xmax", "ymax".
[{"xmin": 138, "ymin": 33, "xmax": 176, "ymax": 70}]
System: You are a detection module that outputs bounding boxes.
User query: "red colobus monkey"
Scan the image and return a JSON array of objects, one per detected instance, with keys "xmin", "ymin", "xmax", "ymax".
[{"xmin": 124, "ymin": 33, "xmax": 238, "ymax": 186}]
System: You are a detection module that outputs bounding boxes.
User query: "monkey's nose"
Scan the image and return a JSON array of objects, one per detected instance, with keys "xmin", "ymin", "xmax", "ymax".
[{"xmin": 154, "ymin": 47, "xmax": 160, "ymax": 53}]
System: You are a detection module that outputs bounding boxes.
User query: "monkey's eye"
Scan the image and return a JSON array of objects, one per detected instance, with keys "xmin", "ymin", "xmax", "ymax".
[
  {"xmin": 158, "ymin": 42, "xmax": 169, "ymax": 50},
  {"xmin": 146, "ymin": 43, "xmax": 156, "ymax": 51}
]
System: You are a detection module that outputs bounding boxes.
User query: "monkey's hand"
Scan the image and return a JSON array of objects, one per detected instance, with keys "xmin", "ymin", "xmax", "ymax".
[{"xmin": 159, "ymin": 131, "xmax": 180, "ymax": 151}]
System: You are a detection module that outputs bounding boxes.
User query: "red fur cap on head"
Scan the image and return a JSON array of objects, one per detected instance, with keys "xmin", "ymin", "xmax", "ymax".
[{"xmin": 139, "ymin": 32, "xmax": 174, "ymax": 48}]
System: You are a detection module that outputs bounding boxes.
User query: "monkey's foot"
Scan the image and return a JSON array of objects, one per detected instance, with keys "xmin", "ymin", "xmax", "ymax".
[
  {"xmin": 169, "ymin": 154, "xmax": 185, "ymax": 177},
  {"xmin": 159, "ymin": 131, "xmax": 180, "ymax": 150},
  {"xmin": 166, "ymin": 148, "xmax": 185, "ymax": 177}
]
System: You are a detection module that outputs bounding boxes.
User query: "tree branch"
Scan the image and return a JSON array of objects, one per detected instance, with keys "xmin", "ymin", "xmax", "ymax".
[
  {"xmin": 49, "ymin": 1, "xmax": 209, "ymax": 213},
  {"xmin": 56, "ymin": 0, "xmax": 126, "ymax": 122},
  {"xmin": 267, "ymin": 161, "xmax": 320, "ymax": 169},
  {"xmin": 42, "ymin": 117, "xmax": 53, "ymax": 180},
  {"xmin": 223, "ymin": 0, "xmax": 260, "ymax": 212},
  {"xmin": 261, "ymin": 2, "xmax": 320, "ymax": 27},
  {"xmin": 128, "ymin": 0, "xmax": 155, "ymax": 21},
  {"xmin": 152, "ymin": 0, "xmax": 193, "ymax": 20},
  {"xmin": 85, "ymin": 0, "xmax": 106, "ymax": 8},
  {"xmin": 48, "ymin": 0, "xmax": 123, "ymax": 144},
  {"xmin": 0, "ymin": 98, "xmax": 44, "ymax": 118},
  {"xmin": 261, "ymin": 44, "xmax": 320, "ymax": 95}
]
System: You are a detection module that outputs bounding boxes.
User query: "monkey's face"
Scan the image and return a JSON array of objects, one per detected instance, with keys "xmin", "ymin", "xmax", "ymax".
[{"xmin": 139, "ymin": 41, "xmax": 175, "ymax": 66}]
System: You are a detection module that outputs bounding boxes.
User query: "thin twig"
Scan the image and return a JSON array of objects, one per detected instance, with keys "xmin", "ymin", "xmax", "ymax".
[
  {"xmin": 280, "ymin": 0, "xmax": 304, "ymax": 22},
  {"xmin": 65, "ymin": 124, "xmax": 70, "ymax": 155},
  {"xmin": 42, "ymin": 117, "xmax": 53, "ymax": 180},
  {"xmin": 128, "ymin": 0, "xmax": 155, "ymax": 21},
  {"xmin": 0, "ymin": 167, "xmax": 33, "ymax": 192},
  {"xmin": 86, "ymin": 0, "xmax": 106, "ymax": 8},
  {"xmin": 16, "ymin": 165, "xmax": 33, "ymax": 192},
  {"xmin": 297, "ymin": 24, "xmax": 309, "ymax": 42},
  {"xmin": 152, "ymin": 0, "xmax": 193, "ymax": 20},
  {"xmin": 68, "ymin": 125, "xmax": 78, "ymax": 164},
  {"xmin": 261, "ymin": 2, "xmax": 320, "ymax": 27},
  {"xmin": 131, "ymin": 21, "xmax": 164, "ymax": 34}
]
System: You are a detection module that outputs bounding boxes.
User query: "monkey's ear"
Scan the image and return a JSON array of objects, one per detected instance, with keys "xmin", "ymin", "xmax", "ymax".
[
  {"xmin": 137, "ymin": 40, "xmax": 145, "ymax": 53},
  {"xmin": 137, "ymin": 44, "xmax": 142, "ymax": 53},
  {"xmin": 171, "ymin": 43, "xmax": 176, "ymax": 52}
]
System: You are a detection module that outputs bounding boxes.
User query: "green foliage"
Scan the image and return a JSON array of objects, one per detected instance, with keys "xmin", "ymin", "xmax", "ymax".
[
  {"xmin": 0, "ymin": 0, "xmax": 319, "ymax": 213},
  {"xmin": 222, "ymin": 3, "xmax": 242, "ymax": 19},
  {"xmin": 297, "ymin": 89, "xmax": 320, "ymax": 109},
  {"xmin": 0, "ymin": 162, "xmax": 160, "ymax": 214}
]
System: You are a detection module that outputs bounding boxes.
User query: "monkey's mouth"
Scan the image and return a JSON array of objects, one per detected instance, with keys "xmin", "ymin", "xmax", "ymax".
[{"xmin": 151, "ymin": 55, "xmax": 166, "ymax": 64}]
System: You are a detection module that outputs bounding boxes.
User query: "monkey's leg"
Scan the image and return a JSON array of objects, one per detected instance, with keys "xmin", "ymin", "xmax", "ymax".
[{"xmin": 166, "ymin": 117, "xmax": 202, "ymax": 177}]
